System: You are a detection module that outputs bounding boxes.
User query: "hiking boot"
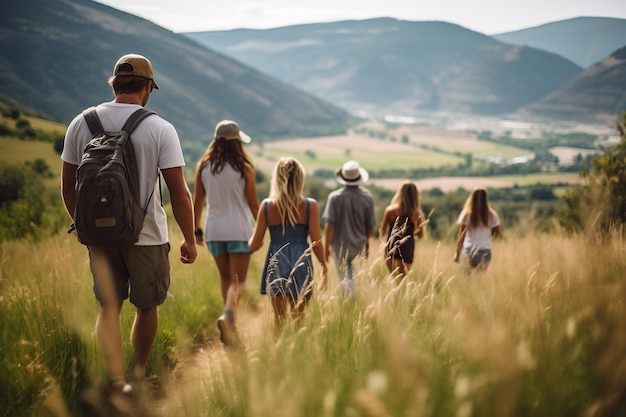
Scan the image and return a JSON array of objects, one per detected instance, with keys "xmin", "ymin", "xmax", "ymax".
[
  {"xmin": 106, "ymin": 379, "xmax": 136, "ymax": 416},
  {"xmin": 109, "ymin": 378, "xmax": 133, "ymax": 395}
]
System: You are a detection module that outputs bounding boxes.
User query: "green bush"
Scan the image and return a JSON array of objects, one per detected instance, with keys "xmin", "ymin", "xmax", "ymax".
[
  {"xmin": 15, "ymin": 118, "xmax": 30, "ymax": 129},
  {"xmin": 0, "ymin": 162, "xmax": 66, "ymax": 241},
  {"xmin": 0, "ymin": 164, "xmax": 26, "ymax": 202},
  {"xmin": 0, "ymin": 122, "xmax": 11, "ymax": 136},
  {"xmin": 557, "ymin": 112, "xmax": 626, "ymax": 232}
]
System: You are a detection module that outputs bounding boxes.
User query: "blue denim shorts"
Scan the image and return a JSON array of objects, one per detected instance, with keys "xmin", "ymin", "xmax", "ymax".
[{"xmin": 207, "ymin": 241, "xmax": 251, "ymax": 256}]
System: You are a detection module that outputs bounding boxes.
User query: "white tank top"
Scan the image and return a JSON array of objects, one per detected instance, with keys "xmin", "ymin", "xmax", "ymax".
[{"xmin": 201, "ymin": 162, "xmax": 253, "ymax": 241}]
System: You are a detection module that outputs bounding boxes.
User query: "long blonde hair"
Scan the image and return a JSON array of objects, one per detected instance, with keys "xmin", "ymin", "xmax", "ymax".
[
  {"xmin": 270, "ymin": 157, "xmax": 305, "ymax": 231},
  {"xmin": 461, "ymin": 187, "xmax": 493, "ymax": 228}
]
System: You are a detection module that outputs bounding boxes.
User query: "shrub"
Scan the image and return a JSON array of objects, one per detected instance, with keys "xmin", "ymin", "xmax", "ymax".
[
  {"xmin": 0, "ymin": 162, "xmax": 66, "ymax": 241},
  {"xmin": 557, "ymin": 112, "xmax": 626, "ymax": 232}
]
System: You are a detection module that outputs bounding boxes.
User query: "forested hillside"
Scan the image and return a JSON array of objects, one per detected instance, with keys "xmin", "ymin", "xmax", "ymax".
[{"xmin": 0, "ymin": 0, "xmax": 354, "ymax": 142}]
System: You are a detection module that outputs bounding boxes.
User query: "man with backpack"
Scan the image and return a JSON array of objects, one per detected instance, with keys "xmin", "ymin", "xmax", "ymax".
[{"xmin": 61, "ymin": 53, "xmax": 197, "ymax": 397}]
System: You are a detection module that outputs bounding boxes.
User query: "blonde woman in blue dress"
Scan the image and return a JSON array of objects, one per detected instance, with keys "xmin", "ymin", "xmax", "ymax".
[{"xmin": 249, "ymin": 157, "xmax": 327, "ymax": 329}]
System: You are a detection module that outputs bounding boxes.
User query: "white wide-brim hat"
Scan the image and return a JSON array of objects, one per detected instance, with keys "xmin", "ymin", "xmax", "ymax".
[{"xmin": 336, "ymin": 160, "xmax": 369, "ymax": 185}]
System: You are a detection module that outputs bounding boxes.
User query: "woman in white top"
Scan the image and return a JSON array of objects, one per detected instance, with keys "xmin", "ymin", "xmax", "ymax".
[
  {"xmin": 454, "ymin": 187, "xmax": 500, "ymax": 272},
  {"xmin": 193, "ymin": 120, "xmax": 259, "ymax": 346}
]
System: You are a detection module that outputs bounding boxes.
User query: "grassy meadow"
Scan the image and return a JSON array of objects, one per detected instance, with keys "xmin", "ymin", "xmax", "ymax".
[
  {"xmin": 2, "ymin": 218, "xmax": 626, "ymax": 416},
  {"xmin": 1, "ymin": 137, "xmax": 63, "ymax": 185},
  {"xmin": 2, "ymin": 112, "xmax": 620, "ymax": 415}
]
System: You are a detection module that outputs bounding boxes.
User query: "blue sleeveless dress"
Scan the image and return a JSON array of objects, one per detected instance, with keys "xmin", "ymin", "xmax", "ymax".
[{"xmin": 260, "ymin": 199, "xmax": 314, "ymax": 302}]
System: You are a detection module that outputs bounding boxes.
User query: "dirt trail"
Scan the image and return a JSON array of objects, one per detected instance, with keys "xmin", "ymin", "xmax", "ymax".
[{"xmin": 156, "ymin": 300, "xmax": 273, "ymax": 414}]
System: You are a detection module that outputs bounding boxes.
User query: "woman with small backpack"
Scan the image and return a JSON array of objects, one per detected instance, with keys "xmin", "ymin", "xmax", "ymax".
[{"xmin": 379, "ymin": 181, "xmax": 425, "ymax": 278}]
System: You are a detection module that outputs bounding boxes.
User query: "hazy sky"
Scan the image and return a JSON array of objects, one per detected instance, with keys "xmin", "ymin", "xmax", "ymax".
[{"xmin": 95, "ymin": 0, "xmax": 626, "ymax": 34}]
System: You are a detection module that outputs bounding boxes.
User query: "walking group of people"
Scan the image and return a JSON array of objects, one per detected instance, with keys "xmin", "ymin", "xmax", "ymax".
[{"xmin": 60, "ymin": 53, "xmax": 500, "ymax": 400}]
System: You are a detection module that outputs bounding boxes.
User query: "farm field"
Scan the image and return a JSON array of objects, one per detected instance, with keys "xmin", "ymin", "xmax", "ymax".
[
  {"xmin": 247, "ymin": 126, "xmax": 585, "ymax": 192},
  {"xmin": 392, "ymin": 125, "xmax": 530, "ymax": 159},
  {"xmin": 549, "ymin": 146, "xmax": 599, "ymax": 165},
  {"xmin": 249, "ymin": 126, "xmax": 530, "ymax": 177},
  {"xmin": 249, "ymin": 133, "xmax": 463, "ymax": 175},
  {"xmin": 369, "ymin": 172, "xmax": 583, "ymax": 192},
  {"xmin": 369, "ymin": 176, "xmax": 513, "ymax": 192}
]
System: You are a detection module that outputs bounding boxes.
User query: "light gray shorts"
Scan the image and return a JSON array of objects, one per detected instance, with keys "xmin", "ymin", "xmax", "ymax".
[{"xmin": 465, "ymin": 247, "xmax": 492, "ymax": 269}]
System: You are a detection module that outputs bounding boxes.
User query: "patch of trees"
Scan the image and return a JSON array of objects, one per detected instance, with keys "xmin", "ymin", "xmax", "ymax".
[
  {"xmin": 0, "ymin": 161, "xmax": 66, "ymax": 241},
  {"xmin": 475, "ymin": 130, "xmax": 598, "ymax": 150},
  {"xmin": 557, "ymin": 112, "xmax": 626, "ymax": 233}
]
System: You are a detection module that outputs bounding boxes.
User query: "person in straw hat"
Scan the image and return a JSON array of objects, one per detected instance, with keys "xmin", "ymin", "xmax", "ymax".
[
  {"xmin": 322, "ymin": 160, "xmax": 376, "ymax": 298},
  {"xmin": 193, "ymin": 120, "xmax": 259, "ymax": 347}
]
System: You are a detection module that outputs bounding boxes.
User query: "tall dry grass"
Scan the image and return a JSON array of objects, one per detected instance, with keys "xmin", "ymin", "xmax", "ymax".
[
  {"xmin": 0, "ymin": 228, "xmax": 226, "ymax": 416},
  {"xmin": 3, "ymin": 223, "xmax": 626, "ymax": 416},
  {"xmin": 159, "ymin": 227, "xmax": 626, "ymax": 417}
]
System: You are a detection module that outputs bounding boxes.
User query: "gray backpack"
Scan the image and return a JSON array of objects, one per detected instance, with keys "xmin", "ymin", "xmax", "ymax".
[{"xmin": 74, "ymin": 107, "xmax": 155, "ymax": 247}]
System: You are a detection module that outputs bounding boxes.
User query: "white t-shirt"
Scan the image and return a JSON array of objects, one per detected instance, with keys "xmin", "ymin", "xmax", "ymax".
[
  {"xmin": 61, "ymin": 102, "xmax": 185, "ymax": 245},
  {"xmin": 457, "ymin": 209, "xmax": 500, "ymax": 250}
]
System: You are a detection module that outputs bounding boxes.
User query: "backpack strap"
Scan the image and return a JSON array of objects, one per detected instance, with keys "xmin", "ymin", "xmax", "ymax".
[
  {"xmin": 82, "ymin": 107, "xmax": 158, "ymax": 212},
  {"xmin": 82, "ymin": 107, "xmax": 104, "ymax": 137},
  {"xmin": 81, "ymin": 107, "xmax": 155, "ymax": 137},
  {"xmin": 121, "ymin": 108, "xmax": 156, "ymax": 135}
]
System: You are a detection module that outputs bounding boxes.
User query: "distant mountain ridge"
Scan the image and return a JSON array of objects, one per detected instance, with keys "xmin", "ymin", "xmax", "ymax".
[
  {"xmin": 185, "ymin": 18, "xmax": 582, "ymax": 119},
  {"xmin": 493, "ymin": 17, "xmax": 626, "ymax": 68},
  {"xmin": 520, "ymin": 45, "xmax": 626, "ymax": 123},
  {"xmin": 0, "ymin": 0, "xmax": 354, "ymax": 141},
  {"xmin": 2, "ymin": 3, "xmax": 623, "ymax": 134}
]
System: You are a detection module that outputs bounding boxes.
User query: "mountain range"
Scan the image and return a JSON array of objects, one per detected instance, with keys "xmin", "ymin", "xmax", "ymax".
[
  {"xmin": 1, "ymin": 0, "xmax": 625, "ymax": 141},
  {"xmin": 493, "ymin": 17, "xmax": 626, "ymax": 69},
  {"xmin": 0, "ymin": 0, "xmax": 354, "ymax": 142},
  {"xmin": 185, "ymin": 18, "xmax": 583, "ymax": 119},
  {"xmin": 520, "ymin": 45, "xmax": 626, "ymax": 123}
]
